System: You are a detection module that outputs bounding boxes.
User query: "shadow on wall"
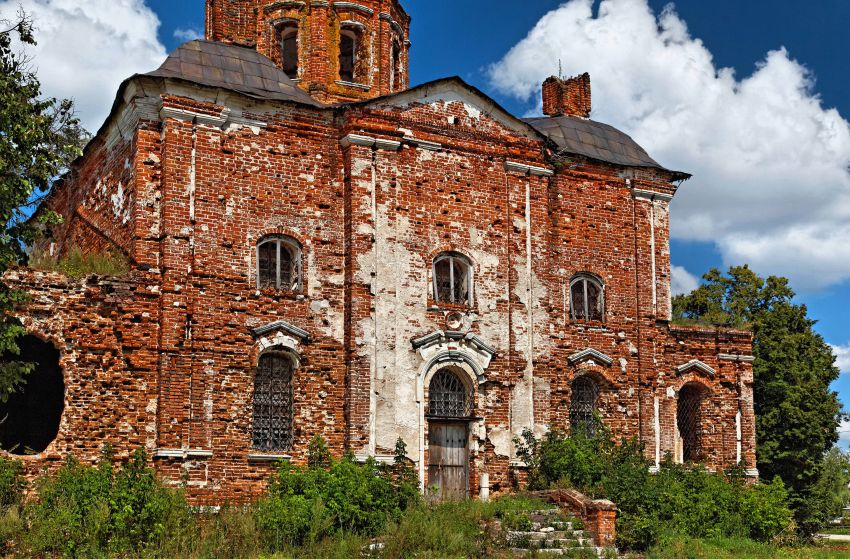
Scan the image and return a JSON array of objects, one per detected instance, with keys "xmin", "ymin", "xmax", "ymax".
[{"xmin": 0, "ymin": 335, "xmax": 64, "ymax": 455}]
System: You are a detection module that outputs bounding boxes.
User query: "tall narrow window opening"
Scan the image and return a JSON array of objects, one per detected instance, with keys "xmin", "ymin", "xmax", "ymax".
[
  {"xmin": 570, "ymin": 274, "xmax": 604, "ymax": 321},
  {"xmin": 391, "ymin": 40, "xmax": 402, "ymax": 90},
  {"xmin": 257, "ymin": 236, "xmax": 302, "ymax": 291},
  {"xmin": 428, "ymin": 369, "xmax": 472, "ymax": 418},
  {"xmin": 252, "ymin": 352, "xmax": 295, "ymax": 452},
  {"xmin": 433, "ymin": 252, "xmax": 473, "ymax": 306},
  {"xmin": 279, "ymin": 22, "xmax": 299, "ymax": 79},
  {"xmin": 676, "ymin": 384, "xmax": 705, "ymax": 463},
  {"xmin": 339, "ymin": 29, "xmax": 356, "ymax": 82},
  {"xmin": 570, "ymin": 376, "xmax": 599, "ymax": 436}
]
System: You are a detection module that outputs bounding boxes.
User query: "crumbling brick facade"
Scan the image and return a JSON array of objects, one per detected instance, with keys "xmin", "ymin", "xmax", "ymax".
[{"xmin": 5, "ymin": 0, "xmax": 757, "ymax": 503}]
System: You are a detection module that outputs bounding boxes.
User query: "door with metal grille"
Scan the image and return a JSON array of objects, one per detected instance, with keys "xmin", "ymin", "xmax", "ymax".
[{"xmin": 427, "ymin": 421, "xmax": 468, "ymax": 500}]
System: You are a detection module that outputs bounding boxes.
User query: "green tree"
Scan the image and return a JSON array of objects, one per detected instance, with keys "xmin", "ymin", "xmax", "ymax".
[
  {"xmin": 673, "ymin": 265, "xmax": 843, "ymax": 535},
  {"xmin": 0, "ymin": 10, "xmax": 86, "ymax": 402}
]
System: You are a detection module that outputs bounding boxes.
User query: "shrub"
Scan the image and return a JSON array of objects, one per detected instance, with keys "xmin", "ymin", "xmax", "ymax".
[
  {"xmin": 256, "ymin": 436, "xmax": 420, "ymax": 551},
  {"xmin": 0, "ymin": 456, "xmax": 25, "ymax": 509},
  {"xmin": 518, "ymin": 427, "xmax": 794, "ymax": 551},
  {"xmin": 24, "ymin": 447, "xmax": 191, "ymax": 557}
]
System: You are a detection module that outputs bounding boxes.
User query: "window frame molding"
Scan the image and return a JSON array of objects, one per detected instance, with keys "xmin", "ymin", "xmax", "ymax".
[
  {"xmin": 338, "ymin": 24, "xmax": 361, "ymax": 84},
  {"xmin": 432, "ymin": 251, "xmax": 474, "ymax": 307},
  {"xmin": 569, "ymin": 272, "xmax": 605, "ymax": 322},
  {"xmin": 256, "ymin": 234, "xmax": 303, "ymax": 292}
]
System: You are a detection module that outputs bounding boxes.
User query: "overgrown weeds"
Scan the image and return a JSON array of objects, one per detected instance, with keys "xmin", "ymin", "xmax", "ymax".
[{"xmin": 28, "ymin": 246, "xmax": 130, "ymax": 278}]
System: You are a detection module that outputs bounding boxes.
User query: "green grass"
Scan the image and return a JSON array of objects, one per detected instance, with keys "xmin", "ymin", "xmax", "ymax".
[{"xmin": 643, "ymin": 536, "xmax": 850, "ymax": 559}]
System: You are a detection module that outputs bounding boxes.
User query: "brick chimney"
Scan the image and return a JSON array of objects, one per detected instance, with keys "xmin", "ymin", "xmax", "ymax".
[{"xmin": 542, "ymin": 73, "xmax": 591, "ymax": 118}]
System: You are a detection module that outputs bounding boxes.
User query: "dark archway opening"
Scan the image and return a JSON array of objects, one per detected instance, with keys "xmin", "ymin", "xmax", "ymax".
[{"xmin": 0, "ymin": 335, "xmax": 64, "ymax": 454}]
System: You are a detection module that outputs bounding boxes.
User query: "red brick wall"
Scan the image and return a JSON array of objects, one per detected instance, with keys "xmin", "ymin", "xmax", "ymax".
[{"xmin": 10, "ymin": 79, "xmax": 756, "ymax": 503}]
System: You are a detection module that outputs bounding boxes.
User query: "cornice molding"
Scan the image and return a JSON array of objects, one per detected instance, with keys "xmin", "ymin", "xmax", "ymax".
[
  {"xmin": 505, "ymin": 160, "xmax": 554, "ymax": 177},
  {"xmin": 718, "ymin": 354, "xmax": 756, "ymax": 363},
  {"xmin": 632, "ymin": 188, "xmax": 674, "ymax": 202},
  {"xmin": 340, "ymin": 133, "xmax": 402, "ymax": 151}
]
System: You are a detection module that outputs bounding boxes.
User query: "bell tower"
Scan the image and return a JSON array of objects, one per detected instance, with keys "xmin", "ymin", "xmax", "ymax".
[{"xmin": 205, "ymin": 0, "xmax": 411, "ymax": 104}]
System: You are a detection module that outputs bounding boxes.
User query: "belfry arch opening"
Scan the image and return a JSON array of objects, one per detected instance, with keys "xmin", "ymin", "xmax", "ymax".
[{"xmin": 0, "ymin": 335, "xmax": 64, "ymax": 455}]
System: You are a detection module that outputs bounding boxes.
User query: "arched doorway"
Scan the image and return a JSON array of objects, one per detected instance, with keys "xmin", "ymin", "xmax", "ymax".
[
  {"xmin": 0, "ymin": 335, "xmax": 64, "ymax": 455},
  {"xmin": 426, "ymin": 368, "xmax": 472, "ymax": 500}
]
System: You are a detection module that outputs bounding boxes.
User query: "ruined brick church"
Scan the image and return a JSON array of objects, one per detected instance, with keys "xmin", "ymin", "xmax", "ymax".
[{"xmin": 3, "ymin": 0, "xmax": 757, "ymax": 502}]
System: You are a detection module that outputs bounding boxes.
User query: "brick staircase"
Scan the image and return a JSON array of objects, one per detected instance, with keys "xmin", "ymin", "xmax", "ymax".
[{"xmin": 507, "ymin": 508, "xmax": 617, "ymax": 557}]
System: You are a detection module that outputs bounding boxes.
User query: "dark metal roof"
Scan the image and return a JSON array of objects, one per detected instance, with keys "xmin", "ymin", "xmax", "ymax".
[
  {"xmin": 524, "ymin": 115, "xmax": 690, "ymax": 179},
  {"xmin": 145, "ymin": 40, "xmax": 322, "ymax": 106}
]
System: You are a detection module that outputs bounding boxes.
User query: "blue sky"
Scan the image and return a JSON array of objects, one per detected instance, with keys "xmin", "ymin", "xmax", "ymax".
[{"xmin": 3, "ymin": 0, "xmax": 848, "ymax": 444}]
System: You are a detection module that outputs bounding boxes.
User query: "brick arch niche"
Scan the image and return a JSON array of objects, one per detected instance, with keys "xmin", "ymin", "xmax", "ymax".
[{"xmin": 0, "ymin": 335, "xmax": 64, "ymax": 455}]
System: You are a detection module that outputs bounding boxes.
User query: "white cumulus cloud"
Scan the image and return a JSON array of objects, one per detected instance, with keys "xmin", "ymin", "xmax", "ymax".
[
  {"xmin": 173, "ymin": 27, "xmax": 202, "ymax": 42},
  {"xmin": 671, "ymin": 265, "xmax": 699, "ymax": 296},
  {"xmin": 488, "ymin": 0, "xmax": 850, "ymax": 291},
  {"xmin": 839, "ymin": 419, "xmax": 850, "ymax": 450},
  {"xmin": 832, "ymin": 344, "xmax": 850, "ymax": 374},
  {"xmin": 0, "ymin": 0, "xmax": 168, "ymax": 133}
]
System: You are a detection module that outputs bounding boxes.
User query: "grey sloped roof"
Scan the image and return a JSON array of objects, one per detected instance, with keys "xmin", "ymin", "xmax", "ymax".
[
  {"xmin": 524, "ymin": 115, "xmax": 690, "ymax": 179},
  {"xmin": 146, "ymin": 40, "xmax": 323, "ymax": 106}
]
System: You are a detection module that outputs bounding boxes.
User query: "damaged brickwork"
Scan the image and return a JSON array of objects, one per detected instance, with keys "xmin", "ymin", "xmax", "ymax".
[{"xmin": 6, "ymin": 0, "xmax": 757, "ymax": 503}]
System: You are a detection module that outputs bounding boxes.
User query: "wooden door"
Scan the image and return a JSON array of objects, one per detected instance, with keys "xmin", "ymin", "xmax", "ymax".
[{"xmin": 427, "ymin": 421, "xmax": 469, "ymax": 500}]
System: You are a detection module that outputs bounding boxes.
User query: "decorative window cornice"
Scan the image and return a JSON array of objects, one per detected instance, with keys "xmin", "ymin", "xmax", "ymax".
[
  {"xmin": 568, "ymin": 347, "xmax": 614, "ymax": 367},
  {"xmin": 676, "ymin": 359, "xmax": 716, "ymax": 378},
  {"xmin": 632, "ymin": 188, "xmax": 673, "ymax": 202},
  {"xmin": 251, "ymin": 320, "xmax": 310, "ymax": 343},
  {"xmin": 332, "ymin": 2, "xmax": 374, "ymax": 15}
]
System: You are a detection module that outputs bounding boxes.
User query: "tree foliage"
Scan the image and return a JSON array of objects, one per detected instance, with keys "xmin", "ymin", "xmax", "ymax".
[
  {"xmin": 0, "ymin": 11, "xmax": 87, "ymax": 402},
  {"xmin": 673, "ymin": 265, "xmax": 844, "ymax": 534}
]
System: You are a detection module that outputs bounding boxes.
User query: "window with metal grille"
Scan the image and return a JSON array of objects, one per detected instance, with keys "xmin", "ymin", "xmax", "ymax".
[
  {"xmin": 427, "ymin": 369, "xmax": 472, "ymax": 418},
  {"xmin": 570, "ymin": 376, "xmax": 599, "ymax": 435},
  {"xmin": 570, "ymin": 274, "xmax": 604, "ymax": 321},
  {"xmin": 433, "ymin": 253, "xmax": 473, "ymax": 306},
  {"xmin": 252, "ymin": 352, "xmax": 294, "ymax": 452},
  {"xmin": 279, "ymin": 22, "xmax": 298, "ymax": 79},
  {"xmin": 257, "ymin": 236, "xmax": 302, "ymax": 291},
  {"xmin": 677, "ymin": 384, "xmax": 705, "ymax": 463},
  {"xmin": 339, "ymin": 28, "xmax": 357, "ymax": 82}
]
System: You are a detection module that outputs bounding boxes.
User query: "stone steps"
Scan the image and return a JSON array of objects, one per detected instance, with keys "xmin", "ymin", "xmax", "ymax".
[{"xmin": 507, "ymin": 507, "xmax": 615, "ymax": 558}]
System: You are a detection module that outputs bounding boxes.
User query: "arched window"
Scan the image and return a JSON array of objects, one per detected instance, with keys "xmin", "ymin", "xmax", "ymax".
[
  {"xmin": 570, "ymin": 376, "xmax": 599, "ymax": 436},
  {"xmin": 676, "ymin": 384, "xmax": 706, "ymax": 463},
  {"xmin": 428, "ymin": 369, "xmax": 472, "ymax": 418},
  {"xmin": 257, "ymin": 236, "xmax": 302, "ymax": 291},
  {"xmin": 279, "ymin": 22, "xmax": 299, "ymax": 79},
  {"xmin": 433, "ymin": 252, "xmax": 473, "ymax": 306},
  {"xmin": 570, "ymin": 274, "xmax": 604, "ymax": 321},
  {"xmin": 339, "ymin": 28, "xmax": 357, "ymax": 82},
  {"xmin": 252, "ymin": 352, "xmax": 295, "ymax": 452}
]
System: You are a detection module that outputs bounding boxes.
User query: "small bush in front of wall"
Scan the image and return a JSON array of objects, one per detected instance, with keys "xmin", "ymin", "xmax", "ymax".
[
  {"xmin": 256, "ymin": 436, "xmax": 421, "ymax": 551},
  {"xmin": 22, "ymin": 447, "xmax": 191, "ymax": 557},
  {"xmin": 516, "ymin": 425, "xmax": 794, "ymax": 552}
]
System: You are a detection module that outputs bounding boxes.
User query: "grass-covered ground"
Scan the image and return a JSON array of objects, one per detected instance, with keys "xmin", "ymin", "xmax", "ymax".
[{"xmin": 641, "ymin": 537, "xmax": 850, "ymax": 559}]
